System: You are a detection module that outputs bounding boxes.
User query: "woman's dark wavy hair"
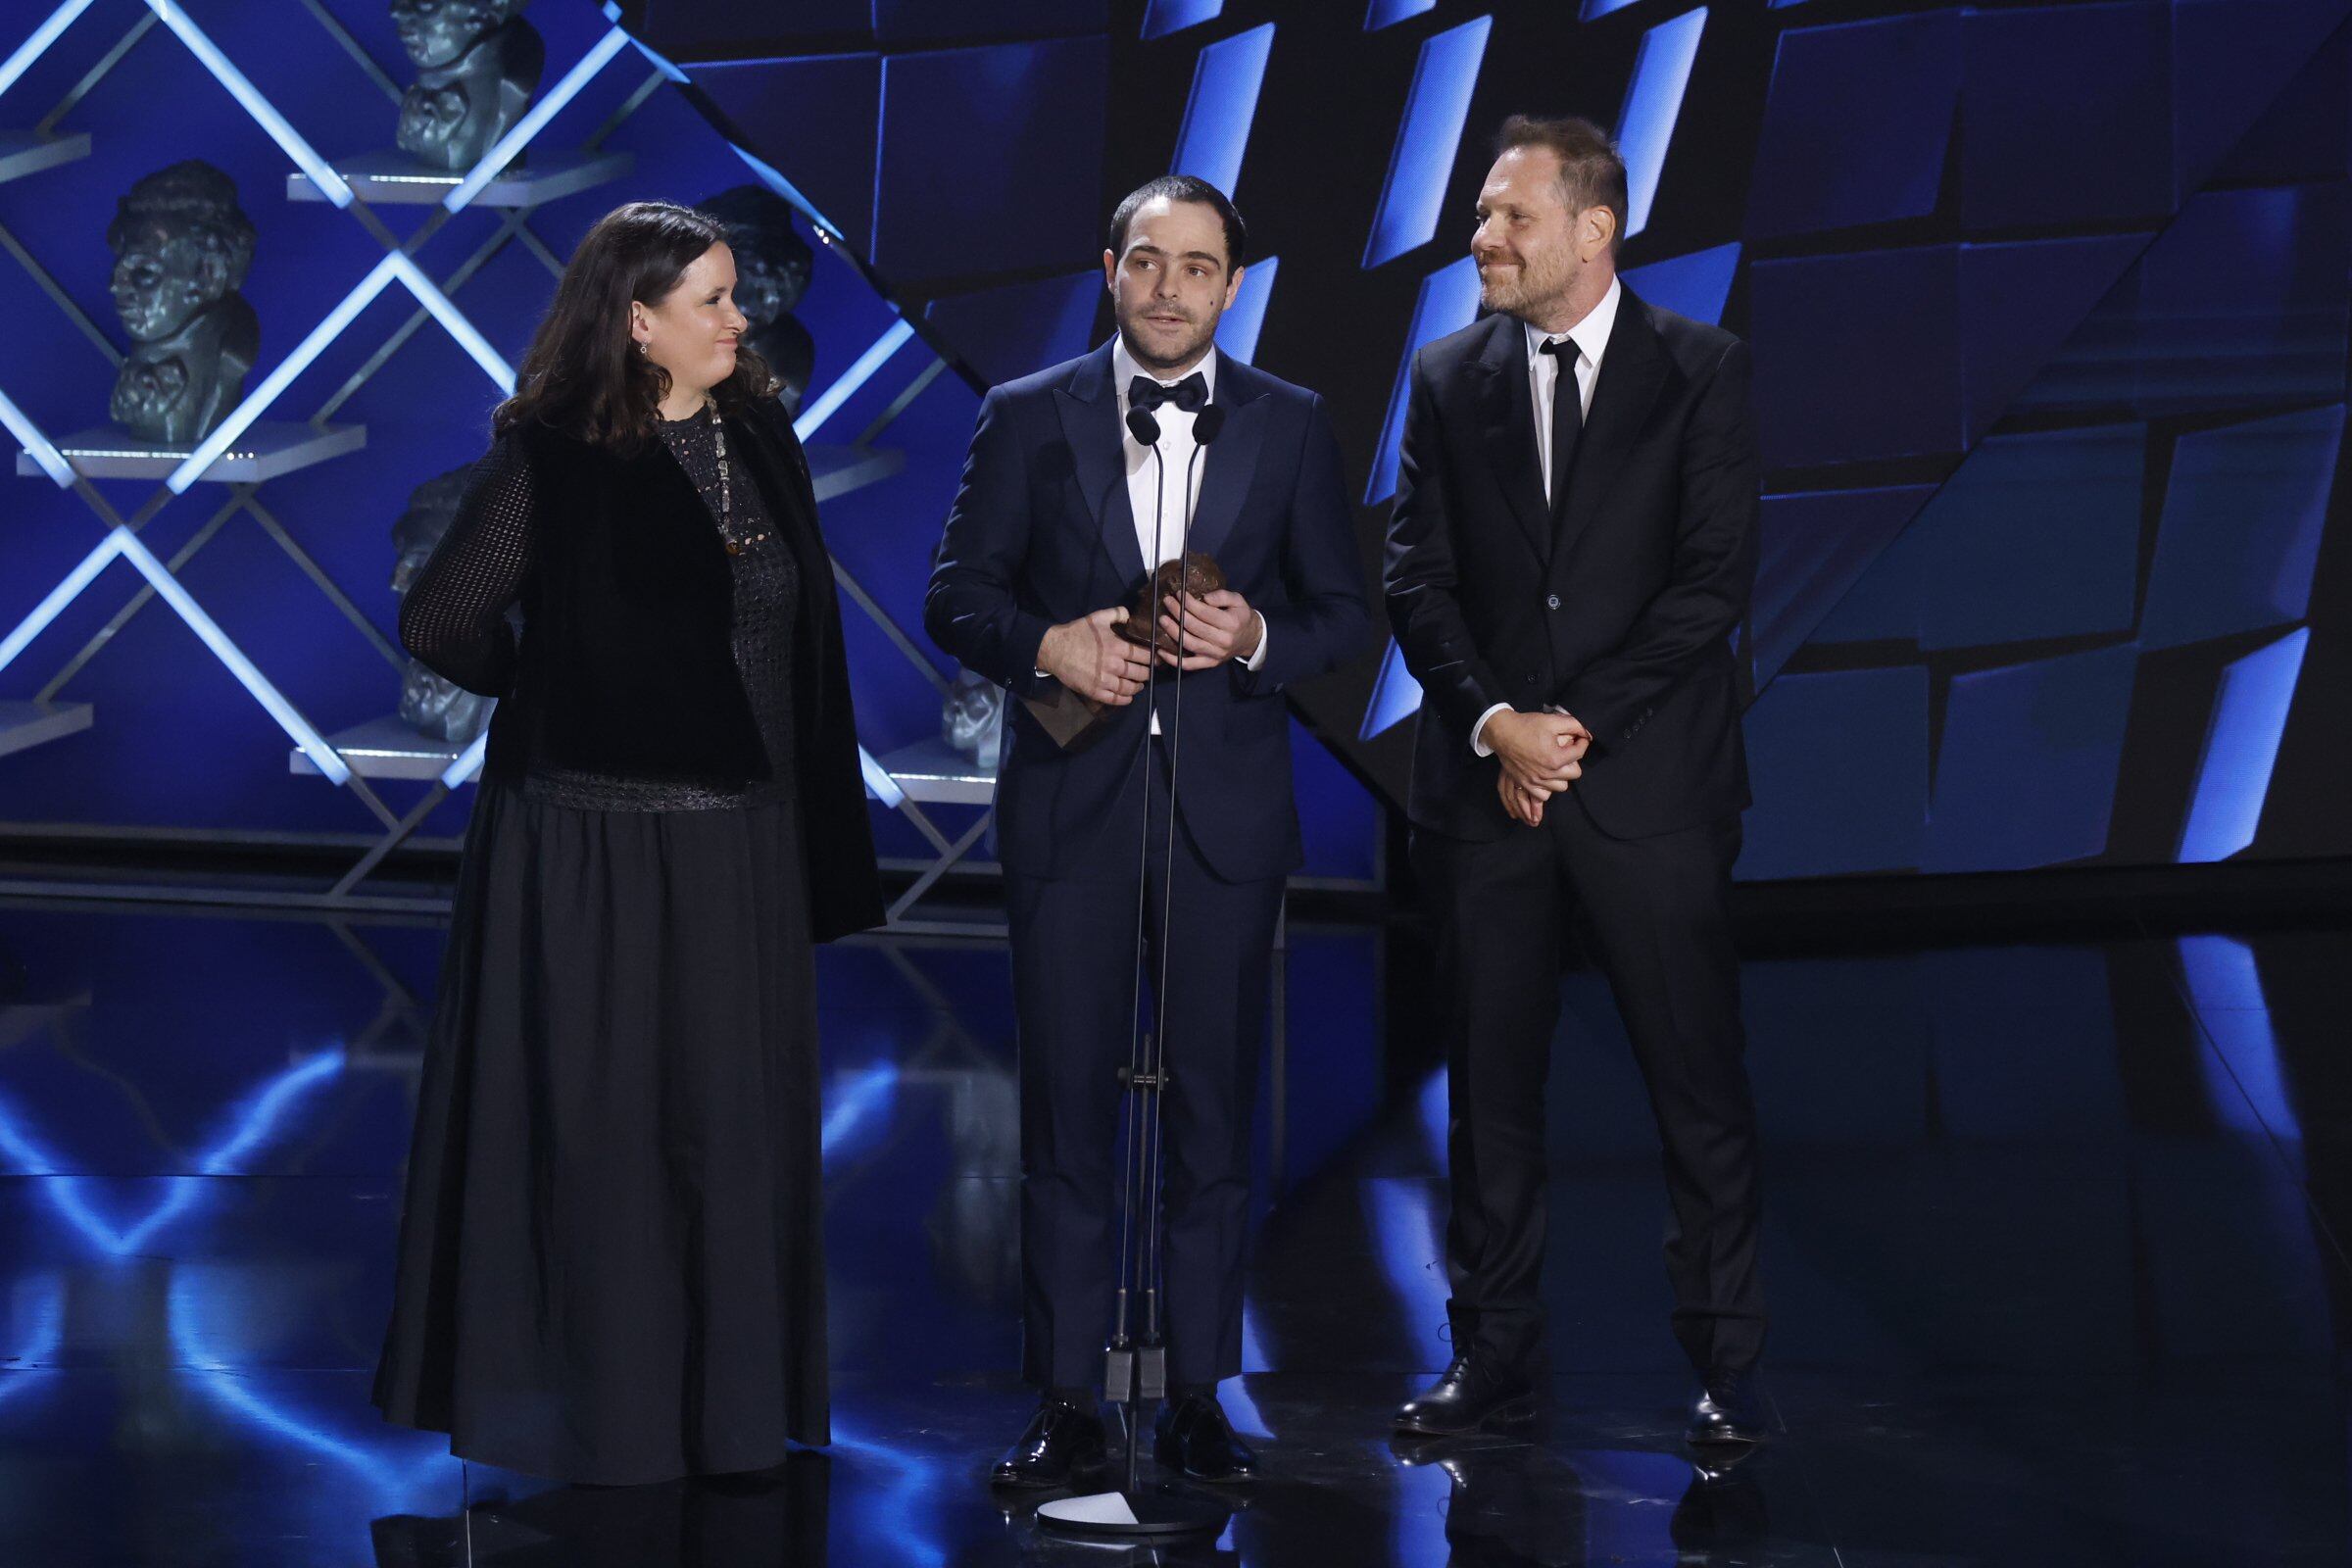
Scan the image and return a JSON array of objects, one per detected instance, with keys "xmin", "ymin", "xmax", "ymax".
[{"xmin": 494, "ymin": 200, "xmax": 774, "ymax": 450}]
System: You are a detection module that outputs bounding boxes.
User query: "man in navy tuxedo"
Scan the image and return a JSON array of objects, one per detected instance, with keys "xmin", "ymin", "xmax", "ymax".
[{"xmin": 926, "ymin": 175, "xmax": 1372, "ymax": 1487}]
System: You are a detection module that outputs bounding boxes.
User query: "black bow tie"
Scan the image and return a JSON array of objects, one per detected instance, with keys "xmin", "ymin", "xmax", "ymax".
[{"xmin": 1129, "ymin": 372, "xmax": 1208, "ymax": 414}]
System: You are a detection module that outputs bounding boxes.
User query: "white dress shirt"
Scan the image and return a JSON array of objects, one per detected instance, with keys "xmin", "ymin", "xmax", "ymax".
[
  {"xmin": 1105, "ymin": 338, "xmax": 1267, "ymax": 733},
  {"xmin": 1471, "ymin": 275, "xmax": 1622, "ymax": 759}
]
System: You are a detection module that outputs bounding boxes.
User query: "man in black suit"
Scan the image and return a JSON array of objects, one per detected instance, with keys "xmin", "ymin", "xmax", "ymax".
[
  {"xmin": 1384, "ymin": 116, "xmax": 1765, "ymax": 1446},
  {"xmin": 927, "ymin": 175, "xmax": 1372, "ymax": 1486}
]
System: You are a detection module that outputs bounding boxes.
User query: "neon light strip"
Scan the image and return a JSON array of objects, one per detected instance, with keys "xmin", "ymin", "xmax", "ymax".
[
  {"xmin": 0, "ymin": 383, "xmax": 73, "ymax": 486},
  {"xmin": 727, "ymin": 143, "xmax": 847, "ymax": 244},
  {"xmin": 0, "ymin": 531, "xmax": 122, "ymax": 675},
  {"xmin": 444, "ymin": 25, "xmax": 631, "ymax": 212},
  {"xmin": 0, "ymin": 0, "xmax": 100, "ymax": 102},
  {"xmin": 111, "ymin": 529, "xmax": 352, "ymax": 783},
  {"xmin": 142, "ymin": 2, "xmax": 353, "ymax": 207},
  {"xmin": 859, "ymin": 744, "xmax": 906, "ymax": 808},
  {"xmin": 604, "ymin": 1, "xmax": 689, "ymax": 83},
  {"xmin": 439, "ymin": 729, "xmax": 487, "ymax": 789},
  {"xmin": 796, "ymin": 318, "xmax": 914, "ymax": 442},
  {"xmin": 165, "ymin": 253, "xmax": 511, "ymax": 494},
  {"xmin": 387, "ymin": 255, "xmax": 515, "ymax": 392},
  {"xmin": 170, "ymin": 254, "xmax": 402, "ymax": 490}
]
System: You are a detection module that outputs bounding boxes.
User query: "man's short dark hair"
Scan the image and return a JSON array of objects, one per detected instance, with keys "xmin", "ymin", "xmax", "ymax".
[
  {"xmin": 1495, "ymin": 115, "xmax": 1629, "ymax": 251},
  {"xmin": 1106, "ymin": 174, "xmax": 1249, "ymax": 271}
]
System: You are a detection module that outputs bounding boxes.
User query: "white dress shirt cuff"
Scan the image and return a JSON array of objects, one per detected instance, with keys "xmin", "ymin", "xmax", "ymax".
[
  {"xmin": 1242, "ymin": 612, "xmax": 1270, "ymax": 672},
  {"xmin": 1470, "ymin": 702, "xmax": 1512, "ymax": 758}
]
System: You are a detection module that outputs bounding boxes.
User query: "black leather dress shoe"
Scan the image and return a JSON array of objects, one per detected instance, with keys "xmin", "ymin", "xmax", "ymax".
[
  {"xmin": 1153, "ymin": 1393, "xmax": 1259, "ymax": 1483},
  {"xmin": 1394, "ymin": 1354, "xmax": 1538, "ymax": 1437},
  {"xmin": 991, "ymin": 1397, "xmax": 1108, "ymax": 1489},
  {"xmin": 1684, "ymin": 1369, "xmax": 1766, "ymax": 1446}
]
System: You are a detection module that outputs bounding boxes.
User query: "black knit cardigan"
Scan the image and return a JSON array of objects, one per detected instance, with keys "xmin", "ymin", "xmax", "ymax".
[{"xmin": 399, "ymin": 398, "xmax": 884, "ymax": 943}]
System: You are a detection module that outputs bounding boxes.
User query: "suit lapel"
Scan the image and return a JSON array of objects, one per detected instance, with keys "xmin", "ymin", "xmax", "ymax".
[
  {"xmin": 1182, "ymin": 358, "xmax": 1268, "ymax": 563},
  {"xmin": 1468, "ymin": 318, "xmax": 1553, "ymax": 565},
  {"xmin": 1554, "ymin": 290, "xmax": 1667, "ymax": 567},
  {"xmin": 1054, "ymin": 343, "xmax": 1146, "ymax": 587}
]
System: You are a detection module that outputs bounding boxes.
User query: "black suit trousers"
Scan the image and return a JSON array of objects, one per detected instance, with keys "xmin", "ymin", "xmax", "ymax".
[
  {"xmin": 1005, "ymin": 739, "xmax": 1283, "ymax": 1390},
  {"xmin": 1413, "ymin": 792, "xmax": 1765, "ymax": 1377}
]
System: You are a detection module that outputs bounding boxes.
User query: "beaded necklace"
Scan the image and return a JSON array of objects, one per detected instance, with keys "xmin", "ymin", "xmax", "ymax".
[{"xmin": 675, "ymin": 402, "xmax": 771, "ymax": 556}]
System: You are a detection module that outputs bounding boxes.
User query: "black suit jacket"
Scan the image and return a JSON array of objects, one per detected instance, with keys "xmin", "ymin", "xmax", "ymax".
[
  {"xmin": 925, "ymin": 342, "xmax": 1373, "ymax": 882},
  {"xmin": 1384, "ymin": 287, "xmax": 1757, "ymax": 842}
]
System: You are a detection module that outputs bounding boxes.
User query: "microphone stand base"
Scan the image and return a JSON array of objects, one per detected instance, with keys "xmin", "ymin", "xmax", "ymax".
[{"xmin": 1034, "ymin": 1485, "xmax": 1231, "ymax": 1539}]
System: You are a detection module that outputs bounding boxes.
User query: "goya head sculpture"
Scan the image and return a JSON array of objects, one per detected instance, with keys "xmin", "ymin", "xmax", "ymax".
[
  {"xmin": 107, "ymin": 161, "xmax": 260, "ymax": 445},
  {"xmin": 392, "ymin": 0, "xmax": 544, "ymax": 172}
]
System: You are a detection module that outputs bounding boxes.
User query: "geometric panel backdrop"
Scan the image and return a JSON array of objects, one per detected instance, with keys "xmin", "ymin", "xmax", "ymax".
[{"xmin": 10, "ymin": 0, "xmax": 2352, "ymax": 880}]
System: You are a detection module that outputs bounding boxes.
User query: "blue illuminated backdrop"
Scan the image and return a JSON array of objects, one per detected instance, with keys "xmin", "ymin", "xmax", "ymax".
[{"xmin": 5, "ymin": 0, "xmax": 2350, "ymax": 882}]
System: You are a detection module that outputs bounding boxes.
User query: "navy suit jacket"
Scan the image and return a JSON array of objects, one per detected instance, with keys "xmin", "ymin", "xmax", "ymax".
[
  {"xmin": 1385, "ymin": 289, "xmax": 1758, "ymax": 842},
  {"xmin": 925, "ymin": 341, "xmax": 1373, "ymax": 883}
]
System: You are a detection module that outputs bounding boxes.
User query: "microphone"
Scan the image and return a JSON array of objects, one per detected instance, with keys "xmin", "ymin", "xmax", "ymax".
[
  {"xmin": 1125, "ymin": 406, "xmax": 1161, "ymax": 447},
  {"xmin": 1193, "ymin": 403, "xmax": 1226, "ymax": 445}
]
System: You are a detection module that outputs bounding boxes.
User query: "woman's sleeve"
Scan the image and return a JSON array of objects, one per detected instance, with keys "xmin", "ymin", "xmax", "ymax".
[{"xmin": 397, "ymin": 435, "xmax": 537, "ymax": 698}]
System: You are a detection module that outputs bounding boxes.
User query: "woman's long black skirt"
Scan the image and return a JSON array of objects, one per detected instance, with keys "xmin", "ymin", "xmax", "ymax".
[{"xmin": 373, "ymin": 778, "xmax": 825, "ymax": 1485}]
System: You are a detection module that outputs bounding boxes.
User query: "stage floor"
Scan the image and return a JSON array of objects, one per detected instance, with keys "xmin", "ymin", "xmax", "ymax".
[{"xmin": 0, "ymin": 898, "xmax": 2344, "ymax": 1565}]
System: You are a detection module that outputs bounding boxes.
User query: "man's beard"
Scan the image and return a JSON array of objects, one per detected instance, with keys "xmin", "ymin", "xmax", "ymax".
[{"xmin": 1478, "ymin": 254, "xmax": 1574, "ymax": 320}]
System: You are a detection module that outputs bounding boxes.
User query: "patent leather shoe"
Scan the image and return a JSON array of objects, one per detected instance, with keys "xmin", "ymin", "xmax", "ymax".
[
  {"xmin": 1152, "ymin": 1393, "xmax": 1259, "ymax": 1483},
  {"xmin": 1684, "ymin": 1368, "xmax": 1766, "ymax": 1446},
  {"xmin": 991, "ymin": 1396, "xmax": 1108, "ymax": 1488}
]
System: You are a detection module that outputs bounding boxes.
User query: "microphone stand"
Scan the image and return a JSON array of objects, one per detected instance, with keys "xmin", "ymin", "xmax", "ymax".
[{"xmin": 1037, "ymin": 394, "xmax": 1231, "ymax": 1541}]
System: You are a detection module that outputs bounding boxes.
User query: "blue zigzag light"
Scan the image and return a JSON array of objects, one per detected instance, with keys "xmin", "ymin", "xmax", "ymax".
[
  {"xmin": 114, "ymin": 528, "xmax": 355, "ymax": 783},
  {"xmin": 141, "ymin": 0, "xmax": 354, "ymax": 207},
  {"xmin": 602, "ymin": 1, "xmax": 688, "ymax": 84},
  {"xmin": 0, "ymin": 383, "xmax": 73, "ymax": 486},
  {"xmin": 0, "ymin": 1048, "xmax": 346, "ymax": 1256},
  {"xmin": 170, "ymin": 253, "xmax": 514, "ymax": 492},
  {"xmin": 0, "ymin": 526, "xmax": 353, "ymax": 783},
  {"xmin": 439, "ymin": 729, "xmax": 488, "ymax": 789},
  {"xmin": 0, "ymin": 530, "xmax": 122, "ymax": 670},
  {"xmin": 444, "ymin": 24, "xmax": 633, "ymax": 212},
  {"xmin": 860, "ymin": 746, "xmax": 906, "ymax": 808},
  {"xmin": 0, "ymin": 0, "xmax": 101, "ymax": 101},
  {"xmin": 795, "ymin": 318, "xmax": 914, "ymax": 442}
]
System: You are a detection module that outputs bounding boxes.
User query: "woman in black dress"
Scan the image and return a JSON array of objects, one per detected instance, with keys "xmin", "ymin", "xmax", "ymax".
[{"xmin": 373, "ymin": 201, "xmax": 883, "ymax": 1485}]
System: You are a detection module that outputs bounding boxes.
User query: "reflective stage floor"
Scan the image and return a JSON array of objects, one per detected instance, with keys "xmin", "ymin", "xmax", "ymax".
[{"xmin": 1, "ymin": 897, "xmax": 2347, "ymax": 1565}]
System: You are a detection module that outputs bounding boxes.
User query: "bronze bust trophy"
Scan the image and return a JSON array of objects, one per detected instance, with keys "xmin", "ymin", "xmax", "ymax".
[
  {"xmin": 696, "ymin": 185, "xmax": 817, "ymax": 415},
  {"xmin": 392, "ymin": 0, "xmax": 544, "ymax": 172},
  {"xmin": 1114, "ymin": 554, "xmax": 1225, "ymax": 647},
  {"xmin": 108, "ymin": 162, "xmax": 260, "ymax": 446},
  {"xmin": 1023, "ymin": 554, "xmax": 1224, "ymax": 748},
  {"xmin": 391, "ymin": 466, "xmax": 495, "ymax": 742}
]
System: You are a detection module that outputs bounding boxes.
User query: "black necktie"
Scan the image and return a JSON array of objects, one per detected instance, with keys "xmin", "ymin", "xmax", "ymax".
[
  {"xmin": 1542, "ymin": 337, "xmax": 1582, "ymax": 516},
  {"xmin": 1129, "ymin": 371, "xmax": 1209, "ymax": 415}
]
